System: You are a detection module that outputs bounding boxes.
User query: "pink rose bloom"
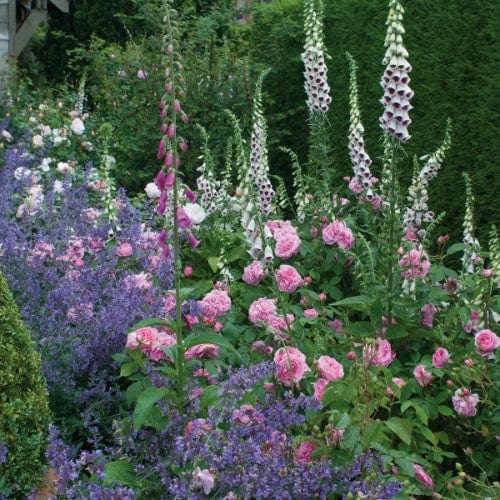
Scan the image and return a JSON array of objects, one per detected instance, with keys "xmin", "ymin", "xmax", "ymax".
[
  {"xmin": 116, "ymin": 242, "xmax": 133, "ymax": 257},
  {"xmin": 242, "ymin": 260, "xmax": 267, "ymax": 285},
  {"xmin": 127, "ymin": 327, "xmax": 159, "ymax": 356},
  {"xmin": 328, "ymin": 318, "xmax": 343, "ymax": 334},
  {"xmin": 474, "ymin": 329, "xmax": 500, "ymax": 356},
  {"xmin": 321, "ymin": 220, "xmax": 355, "ymax": 249},
  {"xmin": 371, "ymin": 338, "xmax": 396, "ymax": 367},
  {"xmin": 136, "ymin": 69, "xmax": 148, "ymax": 79},
  {"xmin": 184, "ymin": 343, "xmax": 219, "ymax": 360},
  {"xmin": 452, "ymin": 388, "xmax": 479, "ymax": 417},
  {"xmin": 275, "ymin": 264, "xmax": 303, "ymax": 293},
  {"xmin": 399, "ymin": 249, "xmax": 430, "ymax": 280},
  {"xmin": 421, "ymin": 303, "xmax": 439, "ymax": 329},
  {"xmin": 232, "ymin": 404, "xmax": 264, "ymax": 425},
  {"xmin": 386, "ymin": 377, "xmax": 406, "ymax": 396},
  {"xmin": 413, "ymin": 364, "xmax": 433, "ymax": 387},
  {"xmin": 464, "ymin": 357, "xmax": 474, "ymax": 368},
  {"xmin": 313, "ymin": 378, "xmax": 329, "ymax": 401},
  {"xmin": 149, "ymin": 330, "xmax": 177, "ymax": 362},
  {"xmin": 200, "ymin": 289, "xmax": 231, "ymax": 319},
  {"xmin": 183, "ymin": 266, "xmax": 193, "ymax": 277},
  {"xmin": 275, "ymin": 232, "xmax": 301, "ymax": 259},
  {"xmin": 325, "ymin": 424, "xmax": 344, "ymax": 446},
  {"xmin": 249, "ymin": 297, "xmax": 277, "ymax": 326},
  {"xmin": 432, "ymin": 347, "xmax": 450, "ymax": 368},
  {"xmin": 316, "ymin": 355, "xmax": 344, "ymax": 381},
  {"xmin": 274, "ymin": 346, "xmax": 310, "ymax": 387},
  {"xmin": 303, "ymin": 308, "xmax": 318, "ymax": 318},
  {"xmin": 413, "ymin": 463, "xmax": 434, "ymax": 490},
  {"xmin": 191, "ymin": 467, "xmax": 215, "ymax": 495},
  {"xmin": 293, "ymin": 441, "xmax": 315, "ymax": 467},
  {"xmin": 267, "ymin": 314, "xmax": 294, "ymax": 340},
  {"xmin": 348, "ymin": 177, "xmax": 363, "ymax": 194},
  {"xmin": 184, "ymin": 418, "xmax": 211, "ymax": 437}
]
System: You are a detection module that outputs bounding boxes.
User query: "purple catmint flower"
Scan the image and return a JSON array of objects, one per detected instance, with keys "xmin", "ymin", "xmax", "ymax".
[{"xmin": 379, "ymin": 0, "xmax": 413, "ymax": 142}]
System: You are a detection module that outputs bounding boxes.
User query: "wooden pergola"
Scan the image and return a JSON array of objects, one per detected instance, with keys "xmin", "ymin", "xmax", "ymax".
[{"xmin": 0, "ymin": 0, "xmax": 69, "ymax": 89}]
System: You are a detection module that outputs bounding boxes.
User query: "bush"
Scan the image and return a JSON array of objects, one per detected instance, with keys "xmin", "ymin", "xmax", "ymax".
[{"xmin": 0, "ymin": 267, "xmax": 51, "ymax": 497}]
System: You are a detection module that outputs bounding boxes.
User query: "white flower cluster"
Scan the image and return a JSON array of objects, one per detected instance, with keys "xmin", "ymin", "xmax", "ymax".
[
  {"xmin": 301, "ymin": 0, "xmax": 331, "ymax": 113},
  {"xmin": 462, "ymin": 175, "xmax": 481, "ymax": 274},
  {"xmin": 379, "ymin": 0, "xmax": 413, "ymax": 142}
]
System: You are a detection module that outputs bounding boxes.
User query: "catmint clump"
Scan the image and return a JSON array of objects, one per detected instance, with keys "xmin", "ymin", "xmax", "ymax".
[{"xmin": 379, "ymin": 0, "xmax": 413, "ymax": 142}]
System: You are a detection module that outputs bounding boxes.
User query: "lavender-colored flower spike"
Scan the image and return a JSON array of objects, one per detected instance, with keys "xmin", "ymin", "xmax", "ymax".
[
  {"xmin": 379, "ymin": 0, "xmax": 413, "ymax": 142},
  {"xmin": 302, "ymin": 0, "xmax": 331, "ymax": 113},
  {"xmin": 347, "ymin": 53, "xmax": 374, "ymax": 200},
  {"xmin": 404, "ymin": 120, "xmax": 451, "ymax": 240},
  {"xmin": 249, "ymin": 69, "xmax": 275, "ymax": 216},
  {"xmin": 462, "ymin": 173, "xmax": 482, "ymax": 274}
]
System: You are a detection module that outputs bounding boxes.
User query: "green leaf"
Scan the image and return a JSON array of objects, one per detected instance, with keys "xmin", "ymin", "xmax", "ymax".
[
  {"xmin": 120, "ymin": 360, "xmax": 139, "ymax": 378},
  {"xmin": 183, "ymin": 332, "xmax": 237, "ymax": 353},
  {"xmin": 385, "ymin": 417, "xmax": 413, "ymax": 445},
  {"xmin": 134, "ymin": 387, "xmax": 176, "ymax": 431},
  {"xmin": 104, "ymin": 460, "xmax": 137, "ymax": 486},
  {"xmin": 437, "ymin": 405, "xmax": 454, "ymax": 416},
  {"xmin": 418, "ymin": 424, "xmax": 438, "ymax": 445},
  {"xmin": 332, "ymin": 295, "xmax": 370, "ymax": 310},
  {"xmin": 199, "ymin": 385, "xmax": 221, "ymax": 411},
  {"xmin": 126, "ymin": 380, "xmax": 148, "ymax": 406},
  {"xmin": 446, "ymin": 243, "xmax": 465, "ymax": 255},
  {"xmin": 362, "ymin": 421, "xmax": 388, "ymax": 448},
  {"xmin": 341, "ymin": 425, "xmax": 361, "ymax": 451},
  {"xmin": 385, "ymin": 325, "xmax": 409, "ymax": 340},
  {"xmin": 128, "ymin": 317, "xmax": 174, "ymax": 331},
  {"xmin": 401, "ymin": 400, "xmax": 428, "ymax": 425},
  {"xmin": 207, "ymin": 256, "xmax": 219, "ymax": 273}
]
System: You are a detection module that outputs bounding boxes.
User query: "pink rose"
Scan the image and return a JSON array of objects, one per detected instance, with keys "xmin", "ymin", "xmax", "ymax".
[
  {"xmin": 116, "ymin": 242, "xmax": 133, "ymax": 257},
  {"xmin": 399, "ymin": 249, "xmax": 430, "ymax": 280},
  {"xmin": 328, "ymin": 318, "xmax": 343, "ymax": 334},
  {"xmin": 293, "ymin": 441, "xmax": 315, "ymax": 466},
  {"xmin": 421, "ymin": 303, "xmax": 439, "ymax": 329},
  {"xmin": 303, "ymin": 308, "xmax": 318, "ymax": 318},
  {"xmin": 249, "ymin": 297, "xmax": 277, "ymax": 326},
  {"xmin": 191, "ymin": 467, "xmax": 215, "ymax": 495},
  {"xmin": 184, "ymin": 418, "xmax": 211, "ymax": 437},
  {"xmin": 275, "ymin": 232, "xmax": 301, "ymax": 259},
  {"xmin": 242, "ymin": 260, "xmax": 267, "ymax": 285},
  {"xmin": 313, "ymin": 378, "xmax": 329, "ymax": 401},
  {"xmin": 232, "ymin": 404, "xmax": 264, "ymax": 425},
  {"xmin": 474, "ymin": 329, "xmax": 500, "ymax": 356},
  {"xmin": 325, "ymin": 424, "xmax": 344, "ymax": 446},
  {"xmin": 413, "ymin": 463, "xmax": 434, "ymax": 490},
  {"xmin": 200, "ymin": 289, "xmax": 231, "ymax": 319},
  {"xmin": 150, "ymin": 331, "xmax": 177, "ymax": 361},
  {"xmin": 274, "ymin": 346, "xmax": 310, "ymax": 387},
  {"xmin": 432, "ymin": 347, "xmax": 450, "ymax": 368},
  {"xmin": 371, "ymin": 338, "xmax": 396, "ymax": 367},
  {"xmin": 316, "ymin": 355, "xmax": 344, "ymax": 381},
  {"xmin": 386, "ymin": 377, "xmax": 406, "ymax": 396},
  {"xmin": 275, "ymin": 264, "xmax": 302, "ymax": 293},
  {"xmin": 267, "ymin": 314, "xmax": 294, "ymax": 340},
  {"xmin": 184, "ymin": 343, "xmax": 219, "ymax": 360},
  {"xmin": 183, "ymin": 266, "xmax": 193, "ymax": 277},
  {"xmin": 452, "ymin": 387, "xmax": 479, "ymax": 417},
  {"xmin": 413, "ymin": 364, "xmax": 433, "ymax": 387},
  {"xmin": 321, "ymin": 220, "xmax": 355, "ymax": 249}
]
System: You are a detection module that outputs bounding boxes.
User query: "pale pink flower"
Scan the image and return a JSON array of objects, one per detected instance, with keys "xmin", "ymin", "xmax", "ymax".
[
  {"xmin": 293, "ymin": 441, "xmax": 315, "ymax": 466},
  {"xmin": 191, "ymin": 467, "xmax": 215, "ymax": 495},
  {"xmin": 150, "ymin": 331, "xmax": 177, "ymax": 362},
  {"xmin": 413, "ymin": 463, "xmax": 434, "ymax": 490},
  {"xmin": 183, "ymin": 266, "xmax": 193, "ymax": 277},
  {"xmin": 116, "ymin": 242, "xmax": 133, "ymax": 257},
  {"xmin": 136, "ymin": 69, "xmax": 148, "ymax": 80},
  {"xmin": 70, "ymin": 117, "xmax": 85, "ymax": 135},
  {"xmin": 452, "ymin": 388, "xmax": 479, "ymax": 417},
  {"xmin": 316, "ymin": 355, "xmax": 344, "ymax": 381},
  {"xmin": 371, "ymin": 338, "xmax": 396, "ymax": 367},
  {"xmin": 474, "ymin": 329, "xmax": 500, "ymax": 356},
  {"xmin": 275, "ymin": 264, "xmax": 303, "ymax": 293},
  {"xmin": 242, "ymin": 260, "xmax": 267, "ymax": 285},
  {"xmin": 274, "ymin": 346, "xmax": 310, "ymax": 387},
  {"xmin": 232, "ymin": 404, "xmax": 264, "ymax": 425},
  {"xmin": 431, "ymin": 347, "xmax": 450, "ymax": 368},
  {"xmin": 413, "ymin": 364, "xmax": 433, "ymax": 387},
  {"xmin": 267, "ymin": 314, "xmax": 294, "ymax": 340},
  {"xmin": 200, "ymin": 289, "xmax": 231, "ymax": 319},
  {"xmin": 313, "ymin": 378, "xmax": 329, "ymax": 401},
  {"xmin": 275, "ymin": 232, "xmax": 301, "ymax": 259},
  {"xmin": 328, "ymin": 318, "xmax": 343, "ymax": 334},
  {"xmin": 32, "ymin": 134, "xmax": 44, "ymax": 147},
  {"xmin": 184, "ymin": 343, "xmax": 219, "ymax": 360},
  {"xmin": 421, "ymin": 303, "xmax": 439, "ymax": 329},
  {"xmin": 321, "ymin": 220, "xmax": 355, "ymax": 249},
  {"xmin": 325, "ymin": 424, "xmax": 344, "ymax": 446},
  {"xmin": 386, "ymin": 377, "xmax": 406, "ymax": 396},
  {"xmin": 464, "ymin": 358, "xmax": 474, "ymax": 368},
  {"xmin": 249, "ymin": 297, "xmax": 277, "ymax": 326},
  {"xmin": 303, "ymin": 308, "xmax": 318, "ymax": 318},
  {"xmin": 399, "ymin": 249, "xmax": 430, "ymax": 280},
  {"xmin": 184, "ymin": 418, "xmax": 211, "ymax": 437}
]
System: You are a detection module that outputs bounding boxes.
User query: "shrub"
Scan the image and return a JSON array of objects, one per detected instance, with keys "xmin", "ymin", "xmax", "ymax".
[{"xmin": 0, "ymin": 267, "xmax": 51, "ymax": 497}]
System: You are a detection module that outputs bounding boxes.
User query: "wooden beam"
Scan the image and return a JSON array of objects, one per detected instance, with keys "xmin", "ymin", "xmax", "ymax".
[{"xmin": 12, "ymin": 8, "xmax": 47, "ymax": 58}]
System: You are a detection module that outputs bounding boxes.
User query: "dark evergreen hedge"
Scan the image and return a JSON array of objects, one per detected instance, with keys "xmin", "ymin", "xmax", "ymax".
[{"xmin": 243, "ymin": 0, "xmax": 499, "ymax": 246}]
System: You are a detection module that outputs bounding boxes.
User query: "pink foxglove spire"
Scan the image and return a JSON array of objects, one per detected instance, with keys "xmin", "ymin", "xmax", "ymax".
[{"xmin": 379, "ymin": 0, "xmax": 413, "ymax": 142}]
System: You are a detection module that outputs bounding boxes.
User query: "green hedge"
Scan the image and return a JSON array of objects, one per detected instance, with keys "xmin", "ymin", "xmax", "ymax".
[{"xmin": 0, "ymin": 268, "xmax": 51, "ymax": 497}]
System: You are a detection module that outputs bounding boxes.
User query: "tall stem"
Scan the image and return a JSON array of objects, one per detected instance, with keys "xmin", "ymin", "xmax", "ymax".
[{"xmin": 386, "ymin": 138, "xmax": 398, "ymax": 324}]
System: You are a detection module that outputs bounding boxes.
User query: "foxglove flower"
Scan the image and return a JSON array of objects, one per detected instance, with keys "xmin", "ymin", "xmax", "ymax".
[
  {"xmin": 379, "ymin": 0, "xmax": 413, "ymax": 142},
  {"xmin": 302, "ymin": 0, "xmax": 331, "ymax": 113},
  {"xmin": 461, "ymin": 173, "xmax": 481, "ymax": 274}
]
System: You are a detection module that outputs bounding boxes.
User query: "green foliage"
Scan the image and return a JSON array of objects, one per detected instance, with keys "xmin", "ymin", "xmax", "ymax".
[{"xmin": 0, "ymin": 268, "xmax": 51, "ymax": 496}]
